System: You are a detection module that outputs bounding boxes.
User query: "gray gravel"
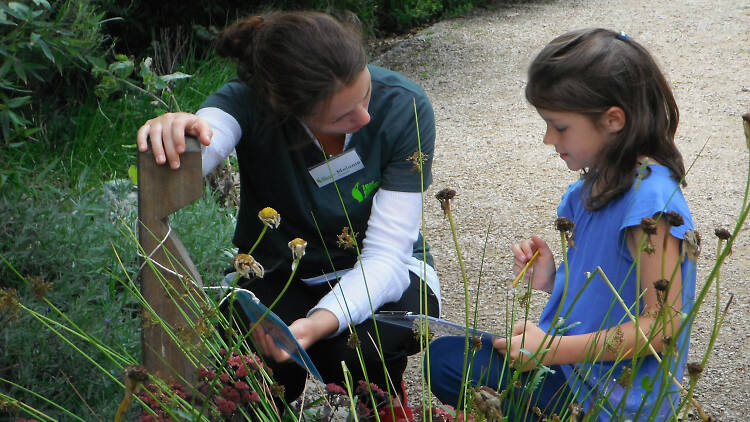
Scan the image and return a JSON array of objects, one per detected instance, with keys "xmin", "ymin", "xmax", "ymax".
[{"xmin": 371, "ymin": 0, "xmax": 750, "ymax": 419}]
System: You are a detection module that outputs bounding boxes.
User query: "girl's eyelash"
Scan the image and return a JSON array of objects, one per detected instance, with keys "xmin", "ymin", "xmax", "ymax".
[{"xmin": 555, "ymin": 126, "xmax": 567, "ymax": 132}]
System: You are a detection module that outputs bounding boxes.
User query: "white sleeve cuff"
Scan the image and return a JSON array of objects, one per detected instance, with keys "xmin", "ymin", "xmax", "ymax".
[{"xmin": 196, "ymin": 107, "xmax": 241, "ymax": 176}]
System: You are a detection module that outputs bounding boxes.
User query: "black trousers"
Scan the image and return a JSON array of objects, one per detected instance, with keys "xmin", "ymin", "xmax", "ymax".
[{"xmin": 223, "ymin": 270, "xmax": 440, "ymax": 403}]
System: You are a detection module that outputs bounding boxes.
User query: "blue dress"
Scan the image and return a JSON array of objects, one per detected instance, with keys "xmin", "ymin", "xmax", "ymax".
[
  {"xmin": 540, "ymin": 164, "xmax": 696, "ymax": 420},
  {"xmin": 427, "ymin": 164, "xmax": 697, "ymax": 421}
]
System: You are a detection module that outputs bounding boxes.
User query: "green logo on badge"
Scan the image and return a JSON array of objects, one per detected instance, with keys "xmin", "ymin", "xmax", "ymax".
[{"xmin": 351, "ymin": 180, "xmax": 380, "ymax": 203}]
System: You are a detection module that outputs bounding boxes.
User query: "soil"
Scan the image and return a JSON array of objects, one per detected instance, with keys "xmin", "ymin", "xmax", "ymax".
[{"xmin": 370, "ymin": 0, "xmax": 750, "ymax": 419}]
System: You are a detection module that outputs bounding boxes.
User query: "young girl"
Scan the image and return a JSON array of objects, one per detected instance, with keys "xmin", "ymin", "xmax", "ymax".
[
  {"xmin": 137, "ymin": 11, "xmax": 440, "ymax": 413},
  {"xmin": 427, "ymin": 28, "xmax": 696, "ymax": 421}
]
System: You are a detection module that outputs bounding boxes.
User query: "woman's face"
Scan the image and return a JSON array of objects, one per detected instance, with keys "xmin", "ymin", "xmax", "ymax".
[{"xmin": 304, "ymin": 67, "xmax": 372, "ymax": 135}]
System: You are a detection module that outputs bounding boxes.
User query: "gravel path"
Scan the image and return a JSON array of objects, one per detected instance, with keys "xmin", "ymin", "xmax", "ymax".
[{"xmin": 371, "ymin": 0, "xmax": 750, "ymax": 419}]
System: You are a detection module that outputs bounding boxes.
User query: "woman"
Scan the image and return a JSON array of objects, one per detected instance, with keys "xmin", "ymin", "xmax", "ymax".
[{"xmin": 136, "ymin": 11, "xmax": 441, "ymax": 409}]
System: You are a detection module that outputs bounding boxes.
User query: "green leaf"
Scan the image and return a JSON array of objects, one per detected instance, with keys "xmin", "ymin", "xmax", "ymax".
[
  {"xmin": 37, "ymin": 38, "xmax": 55, "ymax": 64},
  {"xmin": 108, "ymin": 59, "xmax": 133, "ymax": 79},
  {"xmin": 5, "ymin": 95, "xmax": 30, "ymax": 108},
  {"xmin": 7, "ymin": 2, "xmax": 30, "ymax": 20},
  {"xmin": 127, "ymin": 165, "xmax": 138, "ymax": 186},
  {"xmin": 159, "ymin": 72, "xmax": 191, "ymax": 83}
]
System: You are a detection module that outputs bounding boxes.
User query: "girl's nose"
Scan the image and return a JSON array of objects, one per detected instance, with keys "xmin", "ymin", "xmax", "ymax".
[{"xmin": 542, "ymin": 127, "xmax": 555, "ymax": 145}]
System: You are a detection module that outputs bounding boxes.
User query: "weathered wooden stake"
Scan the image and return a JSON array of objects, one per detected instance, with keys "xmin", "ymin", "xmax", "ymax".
[{"xmin": 138, "ymin": 136, "xmax": 204, "ymax": 384}]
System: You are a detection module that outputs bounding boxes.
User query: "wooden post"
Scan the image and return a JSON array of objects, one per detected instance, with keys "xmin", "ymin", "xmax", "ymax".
[{"xmin": 138, "ymin": 136, "xmax": 204, "ymax": 384}]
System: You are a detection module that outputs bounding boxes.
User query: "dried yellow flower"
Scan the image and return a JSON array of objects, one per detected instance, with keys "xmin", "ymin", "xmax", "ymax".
[
  {"xmin": 234, "ymin": 253, "xmax": 264, "ymax": 279},
  {"xmin": 258, "ymin": 207, "xmax": 281, "ymax": 229},
  {"xmin": 288, "ymin": 238, "xmax": 307, "ymax": 271},
  {"xmin": 337, "ymin": 227, "xmax": 358, "ymax": 250}
]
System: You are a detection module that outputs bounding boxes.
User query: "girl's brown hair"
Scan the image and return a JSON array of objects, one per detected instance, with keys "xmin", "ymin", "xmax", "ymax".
[
  {"xmin": 216, "ymin": 11, "xmax": 367, "ymax": 121},
  {"xmin": 526, "ymin": 28, "xmax": 685, "ymax": 210}
]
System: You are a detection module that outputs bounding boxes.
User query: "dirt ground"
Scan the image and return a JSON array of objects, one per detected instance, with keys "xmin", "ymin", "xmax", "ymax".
[{"xmin": 371, "ymin": 0, "xmax": 750, "ymax": 419}]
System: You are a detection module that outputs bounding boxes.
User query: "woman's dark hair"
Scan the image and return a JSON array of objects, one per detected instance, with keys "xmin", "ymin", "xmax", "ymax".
[
  {"xmin": 216, "ymin": 11, "xmax": 367, "ymax": 121},
  {"xmin": 525, "ymin": 28, "xmax": 685, "ymax": 210}
]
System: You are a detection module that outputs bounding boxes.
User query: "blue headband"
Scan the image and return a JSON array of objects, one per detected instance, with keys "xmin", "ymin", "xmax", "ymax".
[{"xmin": 617, "ymin": 31, "xmax": 630, "ymax": 42}]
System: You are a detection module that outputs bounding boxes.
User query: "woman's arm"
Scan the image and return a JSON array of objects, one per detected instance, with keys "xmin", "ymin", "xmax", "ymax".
[
  {"xmin": 308, "ymin": 188, "xmax": 423, "ymax": 336},
  {"xmin": 496, "ymin": 219, "xmax": 683, "ymax": 370}
]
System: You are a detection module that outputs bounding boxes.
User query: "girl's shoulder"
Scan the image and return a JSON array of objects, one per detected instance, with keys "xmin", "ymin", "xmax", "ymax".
[{"xmin": 622, "ymin": 163, "xmax": 694, "ymax": 236}]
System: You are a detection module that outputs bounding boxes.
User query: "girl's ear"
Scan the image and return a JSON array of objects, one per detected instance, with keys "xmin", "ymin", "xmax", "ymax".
[{"xmin": 601, "ymin": 106, "xmax": 626, "ymax": 134}]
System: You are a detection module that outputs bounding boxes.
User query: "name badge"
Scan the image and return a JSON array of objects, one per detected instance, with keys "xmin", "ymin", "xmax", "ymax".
[{"xmin": 308, "ymin": 149, "xmax": 364, "ymax": 187}]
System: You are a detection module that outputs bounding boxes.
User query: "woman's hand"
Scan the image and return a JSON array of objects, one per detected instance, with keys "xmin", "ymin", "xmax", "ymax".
[
  {"xmin": 511, "ymin": 235, "xmax": 556, "ymax": 293},
  {"xmin": 136, "ymin": 112, "xmax": 213, "ymax": 169},
  {"xmin": 493, "ymin": 321, "xmax": 552, "ymax": 372},
  {"xmin": 252, "ymin": 309, "xmax": 339, "ymax": 363}
]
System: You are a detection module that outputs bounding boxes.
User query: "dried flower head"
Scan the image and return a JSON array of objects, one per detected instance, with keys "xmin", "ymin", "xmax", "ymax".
[
  {"xmin": 435, "ymin": 188, "xmax": 456, "ymax": 216},
  {"xmin": 473, "ymin": 386, "xmax": 503, "ymax": 421},
  {"xmin": 471, "ymin": 335, "xmax": 483, "ymax": 351},
  {"xmin": 233, "ymin": 253, "xmax": 264, "ymax": 278},
  {"xmin": 743, "ymin": 113, "xmax": 750, "ymax": 152},
  {"xmin": 326, "ymin": 383, "xmax": 347, "ymax": 395},
  {"xmin": 555, "ymin": 217, "xmax": 576, "ymax": 248},
  {"xmin": 0, "ymin": 288, "xmax": 21, "ymax": 322},
  {"xmin": 28, "ymin": 276, "xmax": 53, "ymax": 299},
  {"xmin": 288, "ymin": 238, "xmax": 307, "ymax": 270},
  {"xmin": 337, "ymin": 227, "xmax": 358, "ymax": 250},
  {"xmin": 347, "ymin": 330, "xmax": 360, "ymax": 349},
  {"xmin": 124, "ymin": 365, "xmax": 149, "ymax": 384},
  {"xmin": 663, "ymin": 211, "xmax": 684, "ymax": 227},
  {"xmin": 258, "ymin": 207, "xmax": 281, "ymax": 229},
  {"xmin": 714, "ymin": 227, "xmax": 731, "ymax": 241},
  {"xmin": 616, "ymin": 367, "xmax": 633, "ymax": 388},
  {"xmin": 653, "ymin": 279, "xmax": 669, "ymax": 292},
  {"xmin": 141, "ymin": 309, "xmax": 159, "ymax": 328},
  {"xmin": 640, "ymin": 217, "xmax": 658, "ymax": 235},
  {"xmin": 686, "ymin": 362, "xmax": 704, "ymax": 378},
  {"xmin": 270, "ymin": 383, "xmax": 285, "ymax": 399},
  {"xmin": 555, "ymin": 217, "xmax": 575, "ymax": 233},
  {"xmin": 407, "ymin": 150, "xmax": 429, "ymax": 172},
  {"xmin": 684, "ymin": 230, "xmax": 701, "ymax": 261}
]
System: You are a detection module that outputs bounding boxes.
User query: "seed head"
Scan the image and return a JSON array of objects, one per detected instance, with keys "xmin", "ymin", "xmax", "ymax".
[
  {"xmin": 407, "ymin": 150, "xmax": 429, "ymax": 172},
  {"xmin": 337, "ymin": 227, "xmax": 358, "ymax": 250},
  {"xmin": 257, "ymin": 207, "xmax": 281, "ymax": 229},
  {"xmin": 347, "ymin": 330, "xmax": 360, "ymax": 349},
  {"xmin": 686, "ymin": 362, "xmax": 704, "ymax": 378},
  {"xmin": 28, "ymin": 276, "xmax": 53, "ymax": 299},
  {"xmin": 663, "ymin": 211, "xmax": 684, "ymax": 227},
  {"xmin": 684, "ymin": 230, "xmax": 701, "ymax": 261},
  {"xmin": 0, "ymin": 288, "xmax": 21, "ymax": 322},
  {"xmin": 653, "ymin": 279, "xmax": 669, "ymax": 292},
  {"xmin": 471, "ymin": 335, "xmax": 483, "ymax": 351},
  {"xmin": 714, "ymin": 227, "xmax": 731, "ymax": 240},
  {"xmin": 555, "ymin": 217, "xmax": 575, "ymax": 233},
  {"xmin": 270, "ymin": 383, "xmax": 285, "ymax": 399},
  {"xmin": 233, "ymin": 254, "xmax": 264, "ymax": 279},
  {"xmin": 640, "ymin": 217, "xmax": 658, "ymax": 235},
  {"xmin": 435, "ymin": 188, "xmax": 456, "ymax": 215},
  {"xmin": 124, "ymin": 365, "xmax": 149, "ymax": 384}
]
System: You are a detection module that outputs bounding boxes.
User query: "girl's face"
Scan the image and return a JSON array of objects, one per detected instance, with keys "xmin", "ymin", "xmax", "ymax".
[
  {"xmin": 537, "ymin": 109, "xmax": 617, "ymax": 171},
  {"xmin": 304, "ymin": 67, "xmax": 372, "ymax": 135}
]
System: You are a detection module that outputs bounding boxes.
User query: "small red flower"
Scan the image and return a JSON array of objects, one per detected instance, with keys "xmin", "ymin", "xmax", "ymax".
[
  {"xmin": 219, "ymin": 373, "xmax": 230, "ymax": 383},
  {"xmin": 215, "ymin": 397, "xmax": 237, "ymax": 417},
  {"xmin": 234, "ymin": 380, "xmax": 250, "ymax": 390},
  {"xmin": 326, "ymin": 382, "xmax": 347, "ymax": 395},
  {"xmin": 235, "ymin": 364, "xmax": 248, "ymax": 378},
  {"xmin": 220, "ymin": 385, "xmax": 241, "ymax": 403}
]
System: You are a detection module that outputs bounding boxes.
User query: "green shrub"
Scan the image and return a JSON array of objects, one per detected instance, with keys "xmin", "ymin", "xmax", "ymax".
[{"xmin": 0, "ymin": 0, "xmax": 110, "ymax": 145}]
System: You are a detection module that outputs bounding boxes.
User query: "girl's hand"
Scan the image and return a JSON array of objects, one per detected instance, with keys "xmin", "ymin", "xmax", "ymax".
[
  {"xmin": 136, "ymin": 112, "xmax": 213, "ymax": 169},
  {"xmin": 493, "ymin": 321, "xmax": 551, "ymax": 372},
  {"xmin": 511, "ymin": 236, "xmax": 556, "ymax": 293}
]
